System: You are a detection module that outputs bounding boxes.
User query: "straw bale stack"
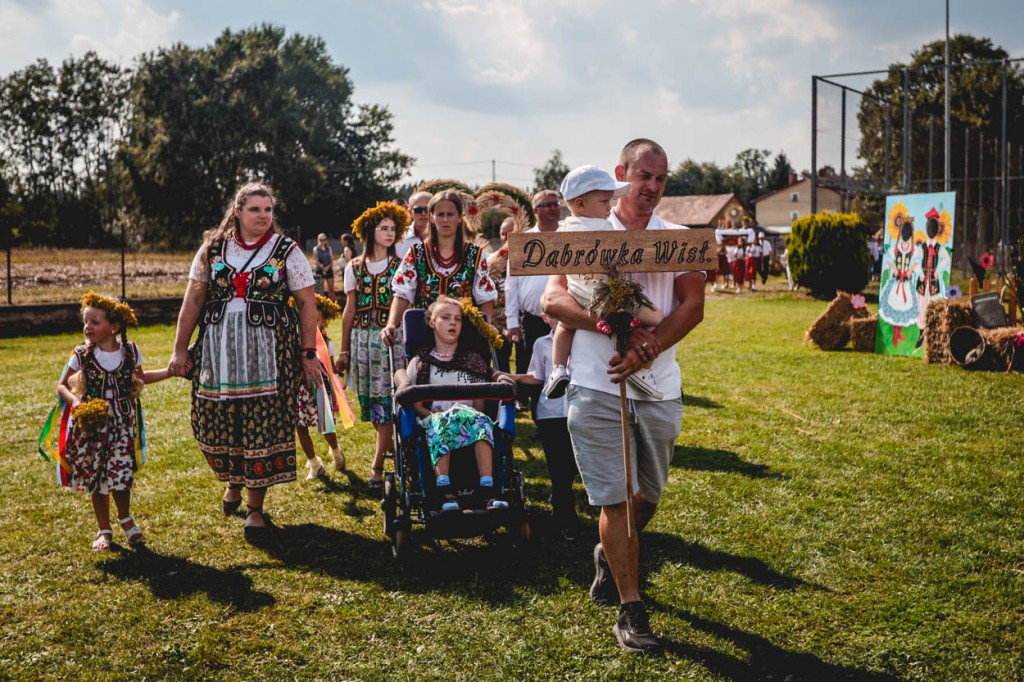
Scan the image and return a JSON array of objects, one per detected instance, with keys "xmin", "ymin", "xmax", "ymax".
[
  {"xmin": 923, "ymin": 298, "xmax": 974, "ymax": 365},
  {"xmin": 979, "ymin": 327, "xmax": 1024, "ymax": 372},
  {"xmin": 805, "ymin": 292, "xmax": 855, "ymax": 350},
  {"xmin": 848, "ymin": 315, "xmax": 877, "ymax": 353}
]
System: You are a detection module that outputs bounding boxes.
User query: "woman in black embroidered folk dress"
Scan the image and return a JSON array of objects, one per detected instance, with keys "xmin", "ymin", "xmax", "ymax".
[{"xmin": 168, "ymin": 182, "xmax": 322, "ymax": 540}]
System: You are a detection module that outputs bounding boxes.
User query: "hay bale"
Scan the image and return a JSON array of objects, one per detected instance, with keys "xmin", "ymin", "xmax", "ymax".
[
  {"xmin": 848, "ymin": 315, "xmax": 877, "ymax": 353},
  {"xmin": 805, "ymin": 292, "xmax": 856, "ymax": 350},
  {"xmin": 979, "ymin": 327, "xmax": 1024, "ymax": 372},
  {"xmin": 923, "ymin": 298, "xmax": 975, "ymax": 365}
]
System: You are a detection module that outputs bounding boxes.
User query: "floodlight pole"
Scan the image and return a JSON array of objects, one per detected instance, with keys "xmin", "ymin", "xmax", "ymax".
[{"xmin": 944, "ymin": 0, "xmax": 950, "ymax": 192}]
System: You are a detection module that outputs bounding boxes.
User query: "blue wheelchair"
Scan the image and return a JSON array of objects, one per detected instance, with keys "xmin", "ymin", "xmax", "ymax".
[{"xmin": 383, "ymin": 308, "xmax": 529, "ymax": 558}]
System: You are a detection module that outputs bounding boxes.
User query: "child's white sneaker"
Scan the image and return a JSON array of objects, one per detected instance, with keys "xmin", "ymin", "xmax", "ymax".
[
  {"xmin": 627, "ymin": 369, "xmax": 664, "ymax": 400},
  {"xmin": 544, "ymin": 364, "xmax": 571, "ymax": 399}
]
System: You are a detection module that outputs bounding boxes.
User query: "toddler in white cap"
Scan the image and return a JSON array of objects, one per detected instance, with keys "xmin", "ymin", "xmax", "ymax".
[{"xmin": 544, "ymin": 166, "xmax": 665, "ymax": 400}]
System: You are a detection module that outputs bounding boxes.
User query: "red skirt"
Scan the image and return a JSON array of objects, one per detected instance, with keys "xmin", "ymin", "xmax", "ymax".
[
  {"xmin": 733, "ymin": 258, "xmax": 745, "ymax": 283},
  {"xmin": 746, "ymin": 257, "xmax": 757, "ymax": 281}
]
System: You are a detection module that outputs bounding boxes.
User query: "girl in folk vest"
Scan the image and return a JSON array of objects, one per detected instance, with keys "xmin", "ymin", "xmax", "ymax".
[
  {"xmin": 55, "ymin": 293, "xmax": 170, "ymax": 550},
  {"xmin": 336, "ymin": 202, "xmax": 410, "ymax": 493},
  {"xmin": 380, "ymin": 189, "xmax": 497, "ymax": 346}
]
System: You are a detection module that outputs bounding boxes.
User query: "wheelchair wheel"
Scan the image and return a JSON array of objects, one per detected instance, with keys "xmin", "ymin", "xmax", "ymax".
[
  {"xmin": 392, "ymin": 525, "xmax": 409, "ymax": 559},
  {"xmin": 382, "ymin": 473, "xmax": 397, "ymax": 538}
]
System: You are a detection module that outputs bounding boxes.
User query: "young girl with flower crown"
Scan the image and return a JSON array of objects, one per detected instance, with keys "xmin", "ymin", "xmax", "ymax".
[
  {"xmin": 393, "ymin": 296, "xmax": 514, "ymax": 512},
  {"xmin": 53, "ymin": 293, "xmax": 170, "ymax": 551},
  {"xmin": 336, "ymin": 202, "xmax": 409, "ymax": 493},
  {"xmin": 296, "ymin": 293, "xmax": 347, "ymax": 479}
]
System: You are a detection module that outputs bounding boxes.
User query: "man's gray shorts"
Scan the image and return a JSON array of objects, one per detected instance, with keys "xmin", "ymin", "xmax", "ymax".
[{"xmin": 565, "ymin": 384, "xmax": 683, "ymax": 507}]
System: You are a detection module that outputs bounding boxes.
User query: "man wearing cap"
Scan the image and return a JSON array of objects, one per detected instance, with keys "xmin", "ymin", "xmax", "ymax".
[
  {"xmin": 396, "ymin": 191, "xmax": 431, "ymax": 257},
  {"xmin": 542, "ymin": 139, "xmax": 706, "ymax": 653}
]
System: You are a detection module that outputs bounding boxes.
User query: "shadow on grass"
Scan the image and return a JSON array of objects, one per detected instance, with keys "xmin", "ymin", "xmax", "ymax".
[
  {"xmin": 644, "ymin": 532, "xmax": 817, "ymax": 591},
  {"xmin": 684, "ymin": 394, "xmax": 724, "ymax": 409},
  {"xmin": 251, "ymin": 521, "xmax": 599, "ymax": 605},
  {"xmin": 97, "ymin": 545, "xmax": 276, "ymax": 612},
  {"xmin": 312, "ymin": 471, "xmax": 375, "ymax": 518},
  {"xmin": 672, "ymin": 445, "xmax": 786, "ymax": 480},
  {"xmin": 647, "ymin": 597, "xmax": 902, "ymax": 682}
]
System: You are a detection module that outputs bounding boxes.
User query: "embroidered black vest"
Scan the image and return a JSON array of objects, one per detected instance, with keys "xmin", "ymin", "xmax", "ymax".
[
  {"xmin": 414, "ymin": 348, "xmax": 492, "ymax": 386},
  {"xmin": 73, "ymin": 342, "xmax": 138, "ymax": 419},
  {"xmin": 411, "ymin": 243, "xmax": 481, "ymax": 309},
  {"xmin": 202, "ymin": 235, "xmax": 299, "ymax": 329},
  {"xmin": 353, "ymin": 256, "xmax": 401, "ymax": 329}
]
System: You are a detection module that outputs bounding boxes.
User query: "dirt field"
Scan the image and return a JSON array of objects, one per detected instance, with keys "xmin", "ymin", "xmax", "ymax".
[{"xmin": 1, "ymin": 248, "xmax": 319, "ymax": 304}]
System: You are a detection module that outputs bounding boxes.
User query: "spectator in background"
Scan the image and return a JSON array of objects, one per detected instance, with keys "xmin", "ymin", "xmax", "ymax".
[
  {"xmin": 396, "ymin": 191, "xmax": 432, "ymax": 257},
  {"xmin": 758, "ymin": 234, "xmax": 772, "ymax": 285},
  {"xmin": 487, "ymin": 217, "xmax": 520, "ymax": 374},
  {"xmin": 313, "ymin": 233, "xmax": 336, "ymax": 301}
]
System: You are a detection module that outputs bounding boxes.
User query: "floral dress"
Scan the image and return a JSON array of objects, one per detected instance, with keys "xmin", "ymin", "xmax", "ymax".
[
  {"xmin": 407, "ymin": 349, "xmax": 496, "ymax": 466},
  {"xmin": 344, "ymin": 256, "xmax": 405, "ymax": 424},
  {"xmin": 187, "ymin": 233, "xmax": 315, "ymax": 488},
  {"xmin": 878, "ymin": 239, "xmax": 919, "ymax": 327},
  {"xmin": 65, "ymin": 342, "xmax": 143, "ymax": 494}
]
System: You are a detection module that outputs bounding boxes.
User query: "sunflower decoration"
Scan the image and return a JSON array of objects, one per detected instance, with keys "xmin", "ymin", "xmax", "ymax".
[
  {"xmin": 73, "ymin": 397, "xmax": 110, "ymax": 434},
  {"xmin": 585, "ymin": 266, "xmax": 655, "ymax": 353},
  {"xmin": 314, "ymin": 294, "xmax": 342, "ymax": 322},
  {"xmin": 351, "ymin": 201, "xmax": 411, "ymax": 243},
  {"xmin": 459, "ymin": 298, "xmax": 503, "ymax": 350},
  {"xmin": 886, "ymin": 201, "xmax": 909, "ymax": 241},
  {"xmin": 81, "ymin": 292, "xmax": 138, "ymax": 329},
  {"xmin": 934, "ymin": 207, "xmax": 953, "ymax": 245}
]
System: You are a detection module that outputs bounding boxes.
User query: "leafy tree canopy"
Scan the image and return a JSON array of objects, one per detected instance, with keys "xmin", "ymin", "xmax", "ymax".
[
  {"xmin": 122, "ymin": 24, "xmax": 413, "ymax": 247},
  {"xmin": 532, "ymin": 149, "xmax": 570, "ymax": 195}
]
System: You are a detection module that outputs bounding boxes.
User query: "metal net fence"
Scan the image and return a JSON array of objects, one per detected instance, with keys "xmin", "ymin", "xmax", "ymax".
[{"xmin": 811, "ymin": 58, "xmax": 1024, "ymax": 275}]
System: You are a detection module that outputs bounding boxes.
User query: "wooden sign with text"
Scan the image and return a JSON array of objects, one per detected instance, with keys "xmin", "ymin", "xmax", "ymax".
[{"xmin": 507, "ymin": 228, "xmax": 717, "ymax": 276}]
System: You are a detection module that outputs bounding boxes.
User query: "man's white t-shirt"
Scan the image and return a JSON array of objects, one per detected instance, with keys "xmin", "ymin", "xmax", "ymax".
[{"xmin": 567, "ymin": 210, "xmax": 699, "ymax": 401}]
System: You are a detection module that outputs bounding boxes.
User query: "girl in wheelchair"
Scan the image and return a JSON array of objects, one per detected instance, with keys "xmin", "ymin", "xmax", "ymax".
[{"xmin": 393, "ymin": 296, "xmax": 514, "ymax": 513}]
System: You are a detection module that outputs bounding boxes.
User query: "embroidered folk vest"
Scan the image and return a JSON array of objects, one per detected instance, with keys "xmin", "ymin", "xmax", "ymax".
[
  {"xmin": 410, "ymin": 243, "xmax": 481, "ymax": 309},
  {"xmin": 73, "ymin": 341, "xmax": 139, "ymax": 419},
  {"xmin": 202, "ymin": 235, "xmax": 299, "ymax": 329},
  {"xmin": 353, "ymin": 256, "xmax": 401, "ymax": 329}
]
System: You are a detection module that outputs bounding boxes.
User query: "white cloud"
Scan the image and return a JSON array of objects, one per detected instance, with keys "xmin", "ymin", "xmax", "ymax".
[{"xmin": 0, "ymin": 0, "xmax": 178, "ymax": 74}]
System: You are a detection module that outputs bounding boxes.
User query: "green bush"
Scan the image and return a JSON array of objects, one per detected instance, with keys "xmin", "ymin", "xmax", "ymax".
[{"xmin": 786, "ymin": 211, "xmax": 871, "ymax": 298}]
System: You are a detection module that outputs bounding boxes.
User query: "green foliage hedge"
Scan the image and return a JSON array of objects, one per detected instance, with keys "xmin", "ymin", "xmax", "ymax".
[{"xmin": 786, "ymin": 211, "xmax": 871, "ymax": 299}]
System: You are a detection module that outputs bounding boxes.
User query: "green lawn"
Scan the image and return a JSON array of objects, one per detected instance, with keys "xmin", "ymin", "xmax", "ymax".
[{"xmin": 1, "ymin": 292, "xmax": 1021, "ymax": 681}]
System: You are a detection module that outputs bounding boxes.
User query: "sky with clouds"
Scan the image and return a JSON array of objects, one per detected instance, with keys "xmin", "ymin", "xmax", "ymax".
[{"xmin": 1, "ymin": 0, "xmax": 1021, "ymax": 188}]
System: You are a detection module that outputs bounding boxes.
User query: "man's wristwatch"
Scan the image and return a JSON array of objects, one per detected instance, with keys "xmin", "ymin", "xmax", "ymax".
[{"xmin": 303, "ymin": 348, "xmax": 317, "ymax": 359}]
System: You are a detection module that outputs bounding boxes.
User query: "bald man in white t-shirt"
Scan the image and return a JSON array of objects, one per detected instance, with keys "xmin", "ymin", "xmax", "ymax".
[{"xmin": 542, "ymin": 138, "xmax": 705, "ymax": 653}]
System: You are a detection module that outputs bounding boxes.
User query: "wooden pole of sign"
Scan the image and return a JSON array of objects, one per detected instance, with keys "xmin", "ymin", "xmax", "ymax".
[{"xmin": 619, "ymin": 381, "xmax": 636, "ymax": 538}]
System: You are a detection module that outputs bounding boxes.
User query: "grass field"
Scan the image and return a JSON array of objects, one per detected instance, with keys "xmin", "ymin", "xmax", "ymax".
[{"xmin": 1, "ymin": 290, "xmax": 1021, "ymax": 681}]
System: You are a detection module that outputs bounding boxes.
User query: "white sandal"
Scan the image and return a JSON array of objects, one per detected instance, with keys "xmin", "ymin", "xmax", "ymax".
[
  {"xmin": 329, "ymin": 445, "xmax": 346, "ymax": 471},
  {"xmin": 306, "ymin": 455, "xmax": 326, "ymax": 480},
  {"xmin": 118, "ymin": 515, "xmax": 145, "ymax": 546},
  {"xmin": 92, "ymin": 529, "xmax": 113, "ymax": 552}
]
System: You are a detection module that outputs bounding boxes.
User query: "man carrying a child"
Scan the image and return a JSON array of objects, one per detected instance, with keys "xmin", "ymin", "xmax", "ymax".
[{"xmin": 542, "ymin": 138, "xmax": 705, "ymax": 653}]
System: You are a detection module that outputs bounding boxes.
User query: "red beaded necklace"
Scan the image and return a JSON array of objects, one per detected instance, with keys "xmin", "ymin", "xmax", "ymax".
[
  {"xmin": 431, "ymin": 245, "xmax": 459, "ymax": 269},
  {"xmin": 233, "ymin": 228, "xmax": 274, "ymax": 251}
]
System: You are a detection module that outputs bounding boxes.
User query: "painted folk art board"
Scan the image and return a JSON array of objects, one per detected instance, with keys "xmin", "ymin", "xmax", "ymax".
[{"xmin": 875, "ymin": 192, "xmax": 956, "ymax": 357}]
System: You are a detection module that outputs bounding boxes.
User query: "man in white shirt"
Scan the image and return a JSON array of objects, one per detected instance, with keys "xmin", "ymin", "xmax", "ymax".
[
  {"xmin": 395, "ymin": 191, "xmax": 431, "ymax": 257},
  {"xmin": 504, "ymin": 189, "xmax": 562, "ymax": 414},
  {"xmin": 543, "ymin": 139, "xmax": 705, "ymax": 653},
  {"xmin": 758, "ymin": 234, "xmax": 773, "ymax": 285}
]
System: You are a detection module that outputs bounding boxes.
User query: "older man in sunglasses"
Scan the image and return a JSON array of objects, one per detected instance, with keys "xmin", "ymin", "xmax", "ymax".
[{"xmin": 396, "ymin": 191, "xmax": 432, "ymax": 257}]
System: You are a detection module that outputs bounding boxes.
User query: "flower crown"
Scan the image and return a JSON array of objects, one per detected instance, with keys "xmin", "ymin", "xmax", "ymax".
[
  {"xmin": 81, "ymin": 292, "xmax": 138, "ymax": 329},
  {"xmin": 459, "ymin": 298, "xmax": 503, "ymax": 350},
  {"xmin": 315, "ymin": 294, "xmax": 342, "ymax": 322},
  {"xmin": 351, "ymin": 201, "xmax": 411, "ymax": 243}
]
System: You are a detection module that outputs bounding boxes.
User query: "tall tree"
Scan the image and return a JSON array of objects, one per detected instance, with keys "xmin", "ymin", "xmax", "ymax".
[
  {"xmin": 767, "ymin": 151, "xmax": 795, "ymax": 192},
  {"xmin": 533, "ymin": 149, "xmax": 570, "ymax": 194},
  {"xmin": 728, "ymin": 148, "xmax": 772, "ymax": 209},
  {"xmin": 121, "ymin": 24, "xmax": 413, "ymax": 247},
  {"xmin": 856, "ymin": 34, "xmax": 1024, "ymax": 192},
  {"xmin": 665, "ymin": 159, "xmax": 728, "ymax": 196}
]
